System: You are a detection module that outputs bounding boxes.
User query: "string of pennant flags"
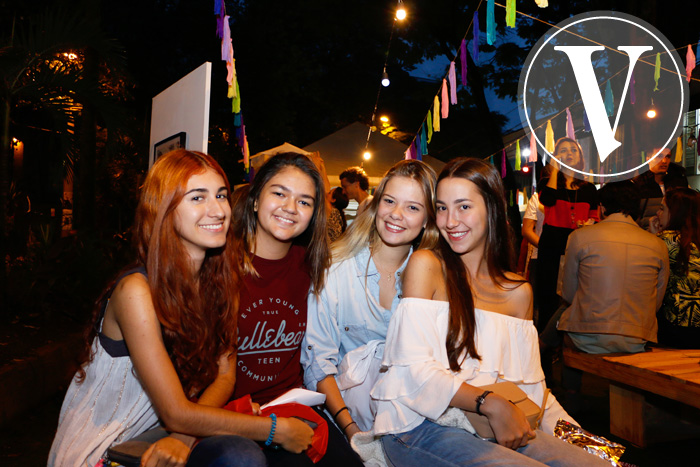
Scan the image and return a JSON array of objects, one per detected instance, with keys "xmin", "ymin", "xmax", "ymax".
[
  {"xmin": 402, "ymin": 0, "xmax": 699, "ymax": 207},
  {"xmin": 215, "ymin": 0, "xmax": 252, "ymax": 178}
]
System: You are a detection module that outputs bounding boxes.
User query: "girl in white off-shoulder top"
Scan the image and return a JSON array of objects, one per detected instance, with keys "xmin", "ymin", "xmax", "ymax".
[{"xmin": 367, "ymin": 158, "xmax": 610, "ymax": 467}]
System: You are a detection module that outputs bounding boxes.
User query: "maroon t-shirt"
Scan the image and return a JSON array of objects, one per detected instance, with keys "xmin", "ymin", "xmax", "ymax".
[{"xmin": 233, "ymin": 245, "xmax": 311, "ymax": 404}]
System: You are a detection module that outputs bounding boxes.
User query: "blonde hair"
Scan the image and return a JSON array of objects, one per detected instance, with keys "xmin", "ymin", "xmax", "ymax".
[{"xmin": 332, "ymin": 160, "xmax": 440, "ymax": 262}]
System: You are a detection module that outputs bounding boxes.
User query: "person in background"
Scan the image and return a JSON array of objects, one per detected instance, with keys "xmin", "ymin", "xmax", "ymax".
[
  {"xmin": 633, "ymin": 147, "xmax": 688, "ymax": 230},
  {"xmin": 535, "ymin": 138, "xmax": 598, "ymax": 332},
  {"xmin": 650, "ymin": 187, "xmax": 700, "ymax": 348},
  {"xmin": 521, "ymin": 175, "xmax": 548, "ymax": 322},
  {"xmin": 340, "ymin": 166, "xmax": 372, "ymax": 215},
  {"xmin": 328, "ymin": 186, "xmax": 349, "ymax": 242},
  {"xmin": 369, "ymin": 158, "xmax": 606, "ymax": 466},
  {"xmin": 302, "ymin": 160, "xmax": 439, "ymax": 443},
  {"xmin": 49, "ymin": 150, "xmax": 311, "ymax": 467},
  {"xmin": 556, "ymin": 180, "xmax": 669, "ymax": 354},
  {"xmin": 228, "ymin": 153, "xmax": 363, "ymax": 467}
]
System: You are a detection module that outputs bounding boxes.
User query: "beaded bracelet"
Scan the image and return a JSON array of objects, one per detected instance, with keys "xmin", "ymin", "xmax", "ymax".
[
  {"xmin": 265, "ymin": 413, "xmax": 277, "ymax": 446},
  {"xmin": 333, "ymin": 406, "xmax": 350, "ymax": 420}
]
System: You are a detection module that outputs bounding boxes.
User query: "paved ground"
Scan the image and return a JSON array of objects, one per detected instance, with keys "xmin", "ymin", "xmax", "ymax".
[{"xmin": 0, "ymin": 349, "xmax": 697, "ymax": 466}]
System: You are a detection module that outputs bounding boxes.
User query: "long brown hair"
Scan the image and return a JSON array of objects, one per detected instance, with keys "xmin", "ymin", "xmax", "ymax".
[
  {"xmin": 81, "ymin": 150, "xmax": 239, "ymax": 397},
  {"xmin": 231, "ymin": 152, "xmax": 330, "ymax": 294},
  {"xmin": 436, "ymin": 158, "xmax": 520, "ymax": 371},
  {"xmin": 664, "ymin": 187, "xmax": 700, "ymax": 274},
  {"xmin": 552, "ymin": 137, "xmax": 587, "ymax": 189}
]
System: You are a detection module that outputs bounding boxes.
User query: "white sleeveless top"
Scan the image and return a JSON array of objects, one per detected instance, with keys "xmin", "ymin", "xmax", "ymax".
[
  {"xmin": 370, "ymin": 298, "xmax": 574, "ymax": 436},
  {"xmin": 48, "ymin": 280, "xmax": 159, "ymax": 466}
]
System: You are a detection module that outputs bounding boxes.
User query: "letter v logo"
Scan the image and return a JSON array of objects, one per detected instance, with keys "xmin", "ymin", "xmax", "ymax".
[{"xmin": 554, "ymin": 46, "xmax": 652, "ymax": 162}]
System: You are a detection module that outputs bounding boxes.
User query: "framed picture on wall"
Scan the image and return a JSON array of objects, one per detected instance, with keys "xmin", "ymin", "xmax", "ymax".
[{"xmin": 154, "ymin": 132, "xmax": 187, "ymax": 160}]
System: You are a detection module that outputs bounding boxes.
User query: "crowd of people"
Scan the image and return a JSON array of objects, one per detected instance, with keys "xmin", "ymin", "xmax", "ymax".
[{"xmin": 47, "ymin": 143, "xmax": 698, "ymax": 467}]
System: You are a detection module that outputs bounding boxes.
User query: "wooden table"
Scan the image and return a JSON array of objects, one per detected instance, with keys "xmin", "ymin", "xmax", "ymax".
[{"xmin": 563, "ymin": 346, "xmax": 700, "ymax": 446}]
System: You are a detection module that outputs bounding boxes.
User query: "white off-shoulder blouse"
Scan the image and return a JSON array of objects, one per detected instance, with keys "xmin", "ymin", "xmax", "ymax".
[{"xmin": 370, "ymin": 297, "xmax": 574, "ymax": 436}]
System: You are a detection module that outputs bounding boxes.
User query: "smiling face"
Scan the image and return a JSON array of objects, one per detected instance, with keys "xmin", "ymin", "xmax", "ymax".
[
  {"xmin": 254, "ymin": 166, "xmax": 316, "ymax": 258},
  {"xmin": 375, "ymin": 176, "xmax": 428, "ymax": 248},
  {"xmin": 436, "ymin": 177, "xmax": 488, "ymax": 263},
  {"xmin": 555, "ymin": 140, "xmax": 582, "ymax": 168},
  {"xmin": 174, "ymin": 168, "xmax": 231, "ymax": 265}
]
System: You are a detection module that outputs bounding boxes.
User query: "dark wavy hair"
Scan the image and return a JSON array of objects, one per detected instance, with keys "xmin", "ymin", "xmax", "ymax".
[
  {"xmin": 79, "ymin": 150, "xmax": 239, "ymax": 397},
  {"xmin": 435, "ymin": 158, "xmax": 521, "ymax": 372},
  {"xmin": 664, "ymin": 187, "xmax": 700, "ymax": 274},
  {"xmin": 231, "ymin": 152, "xmax": 330, "ymax": 294}
]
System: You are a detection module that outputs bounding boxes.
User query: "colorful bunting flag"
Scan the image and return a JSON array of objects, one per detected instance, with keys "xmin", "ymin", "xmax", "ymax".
[
  {"xmin": 489, "ymin": 154, "xmax": 494, "ymax": 165},
  {"xmin": 506, "ymin": 0, "xmax": 516, "ymax": 28},
  {"xmin": 460, "ymin": 39, "xmax": 468, "ymax": 86},
  {"xmin": 420, "ymin": 124, "xmax": 428, "ymax": 156},
  {"xmin": 501, "ymin": 148, "xmax": 507, "ymax": 178},
  {"xmin": 676, "ymin": 136, "xmax": 683, "ymax": 162},
  {"xmin": 433, "ymin": 96, "xmax": 441, "ymax": 132},
  {"xmin": 604, "ymin": 81, "xmax": 614, "ymax": 117},
  {"xmin": 529, "ymin": 131, "xmax": 537, "ymax": 162},
  {"xmin": 473, "ymin": 12, "xmax": 480, "ymax": 62},
  {"xmin": 515, "ymin": 139, "xmax": 521, "ymax": 171},
  {"xmin": 441, "ymin": 79, "xmax": 449, "ymax": 118},
  {"xmin": 583, "ymin": 109, "xmax": 591, "ymax": 132},
  {"xmin": 535, "ymin": 0, "xmax": 548, "ymax": 7},
  {"xmin": 449, "ymin": 62, "xmax": 458, "ymax": 104},
  {"xmin": 654, "ymin": 53, "xmax": 661, "ymax": 91},
  {"xmin": 427, "ymin": 111, "xmax": 433, "ymax": 143},
  {"xmin": 487, "ymin": 0, "xmax": 496, "ymax": 46},
  {"xmin": 687, "ymin": 44, "xmax": 696, "ymax": 83},
  {"xmin": 566, "ymin": 107, "xmax": 575, "ymax": 140},
  {"xmin": 232, "ymin": 80, "xmax": 241, "ymax": 113},
  {"xmin": 545, "ymin": 120, "xmax": 554, "ymax": 154}
]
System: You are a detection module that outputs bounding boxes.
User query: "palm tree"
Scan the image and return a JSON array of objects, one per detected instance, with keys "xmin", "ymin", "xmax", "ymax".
[{"xmin": 0, "ymin": 4, "xmax": 123, "ymax": 304}]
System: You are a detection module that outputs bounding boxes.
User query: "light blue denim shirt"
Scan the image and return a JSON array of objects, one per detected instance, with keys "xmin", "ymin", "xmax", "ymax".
[{"xmin": 302, "ymin": 245, "xmax": 412, "ymax": 390}]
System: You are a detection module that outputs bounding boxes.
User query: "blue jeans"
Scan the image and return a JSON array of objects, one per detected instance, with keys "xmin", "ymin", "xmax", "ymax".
[
  {"xmin": 380, "ymin": 419, "xmax": 611, "ymax": 467},
  {"xmin": 187, "ymin": 435, "xmax": 266, "ymax": 467}
]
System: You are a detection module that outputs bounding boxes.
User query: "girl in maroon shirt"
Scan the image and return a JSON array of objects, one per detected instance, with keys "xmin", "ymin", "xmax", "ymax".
[{"xmin": 230, "ymin": 153, "xmax": 362, "ymax": 467}]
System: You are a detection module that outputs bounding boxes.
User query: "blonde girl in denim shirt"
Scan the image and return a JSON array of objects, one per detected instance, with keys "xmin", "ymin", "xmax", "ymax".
[{"xmin": 302, "ymin": 160, "xmax": 439, "ymax": 441}]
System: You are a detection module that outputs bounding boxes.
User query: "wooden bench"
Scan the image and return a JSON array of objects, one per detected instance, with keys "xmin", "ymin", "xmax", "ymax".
[{"xmin": 562, "ymin": 346, "xmax": 700, "ymax": 447}]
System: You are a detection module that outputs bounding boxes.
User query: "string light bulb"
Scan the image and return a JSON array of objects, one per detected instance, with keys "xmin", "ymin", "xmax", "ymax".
[
  {"xmin": 646, "ymin": 99, "xmax": 657, "ymax": 119},
  {"xmin": 363, "ymin": 151, "xmax": 372, "ymax": 160},
  {"xmin": 381, "ymin": 69, "xmax": 390, "ymax": 87},
  {"xmin": 396, "ymin": 1, "xmax": 407, "ymax": 20},
  {"xmin": 379, "ymin": 115, "xmax": 389, "ymax": 123}
]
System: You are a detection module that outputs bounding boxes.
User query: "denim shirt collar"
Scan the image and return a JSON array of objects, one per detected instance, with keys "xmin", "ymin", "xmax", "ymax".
[{"xmin": 353, "ymin": 245, "xmax": 413, "ymax": 280}]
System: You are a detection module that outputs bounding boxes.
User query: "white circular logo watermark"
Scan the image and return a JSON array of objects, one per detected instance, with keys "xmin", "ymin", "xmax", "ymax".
[{"xmin": 518, "ymin": 11, "xmax": 688, "ymax": 182}]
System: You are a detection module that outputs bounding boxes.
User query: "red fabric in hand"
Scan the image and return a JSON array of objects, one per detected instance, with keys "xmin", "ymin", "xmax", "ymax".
[{"xmin": 223, "ymin": 396, "xmax": 328, "ymax": 463}]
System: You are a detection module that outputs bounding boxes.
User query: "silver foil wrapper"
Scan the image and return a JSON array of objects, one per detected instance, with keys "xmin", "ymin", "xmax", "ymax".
[{"xmin": 554, "ymin": 419, "xmax": 626, "ymax": 466}]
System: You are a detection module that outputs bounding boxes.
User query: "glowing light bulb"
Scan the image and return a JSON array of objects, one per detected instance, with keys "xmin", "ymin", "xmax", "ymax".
[
  {"xmin": 396, "ymin": 8, "xmax": 407, "ymax": 20},
  {"xmin": 381, "ymin": 71, "xmax": 390, "ymax": 87},
  {"xmin": 522, "ymin": 165, "xmax": 530, "ymax": 173},
  {"xmin": 379, "ymin": 116, "xmax": 389, "ymax": 123},
  {"xmin": 363, "ymin": 151, "xmax": 372, "ymax": 160},
  {"xmin": 646, "ymin": 109, "xmax": 657, "ymax": 119}
]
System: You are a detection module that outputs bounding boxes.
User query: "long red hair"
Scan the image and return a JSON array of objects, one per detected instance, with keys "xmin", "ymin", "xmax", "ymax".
[{"xmin": 82, "ymin": 150, "xmax": 239, "ymax": 397}]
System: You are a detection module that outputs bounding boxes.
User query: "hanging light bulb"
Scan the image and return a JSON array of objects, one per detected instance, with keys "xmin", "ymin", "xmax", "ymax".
[
  {"xmin": 363, "ymin": 151, "xmax": 372, "ymax": 161},
  {"xmin": 522, "ymin": 165, "xmax": 531, "ymax": 173},
  {"xmin": 646, "ymin": 99, "xmax": 657, "ymax": 119},
  {"xmin": 381, "ymin": 68, "xmax": 390, "ymax": 87},
  {"xmin": 396, "ymin": 0, "xmax": 407, "ymax": 20}
]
